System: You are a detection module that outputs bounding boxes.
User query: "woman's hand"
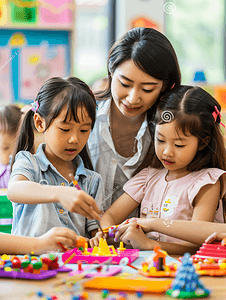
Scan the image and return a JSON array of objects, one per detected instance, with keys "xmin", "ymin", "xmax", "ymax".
[
  {"xmin": 36, "ymin": 227, "xmax": 79, "ymax": 255},
  {"xmin": 56, "ymin": 186, "xmax": 101, "ymax": 220}
]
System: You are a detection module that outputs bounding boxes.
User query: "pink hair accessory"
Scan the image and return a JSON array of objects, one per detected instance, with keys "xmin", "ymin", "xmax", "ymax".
[
  {"xmin": 212, "ymin": 106, "xmax": 225, "ymax": 128},
  {"xmin": 31, "ymin": 101, "xmax": 39, "ymax": 113}
]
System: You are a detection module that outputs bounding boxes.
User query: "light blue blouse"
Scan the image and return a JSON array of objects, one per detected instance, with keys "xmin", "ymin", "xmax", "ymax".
[{"xmin": 10, "ymin": 144, "xmax": 103, "ymax": 238}]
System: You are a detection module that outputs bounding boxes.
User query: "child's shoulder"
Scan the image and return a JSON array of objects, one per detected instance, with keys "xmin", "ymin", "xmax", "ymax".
[
  {"xmin": 191, "ymin": 168, "xmax": 226, "ymax": 180},
  {"xmin": 136, "ymin": 166, "xmax": 165, "ymax": 178}
]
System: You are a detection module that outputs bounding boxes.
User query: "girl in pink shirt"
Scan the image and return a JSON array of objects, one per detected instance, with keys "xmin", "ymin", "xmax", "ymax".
[{"xmin": 91, "ymin": 85, "xmax": 226, "ymax": 254}]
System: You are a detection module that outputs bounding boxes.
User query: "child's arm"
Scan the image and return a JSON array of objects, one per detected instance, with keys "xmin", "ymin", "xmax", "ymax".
[
  {"xmin": 131, "ymin": 218, "xmax": 226, "ymax": 245},
  {"xmin": 7, "ymin": 175, "xmax": 101, "ymax": 220},
  {"xmin": 191, "ymin": 179, "xmax": 221, "ymax": 222},
  {"xmin": 89, "ymin": 192, "xmax": 139, "ymax": 247},
  {"xmin": 0, "ymin": 227, "xmax": 79, "ymax": 255},
  {"xmin": 115, "ymin": 219, "xmax": 200, "ymax": 255},
  {"xmin": 100, "ymin": 192, "xmax": 140, "ymax": 228}
]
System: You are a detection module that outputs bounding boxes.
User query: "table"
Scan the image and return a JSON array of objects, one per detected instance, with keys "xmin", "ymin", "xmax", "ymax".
[{"xmin": 0, "ymin": 253, "xmax": 226, "ymax": 300}]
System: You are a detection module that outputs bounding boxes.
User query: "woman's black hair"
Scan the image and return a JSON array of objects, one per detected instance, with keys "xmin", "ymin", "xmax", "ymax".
[{"xmin": 12, "ymin": 77, "xmax": 96, "ymax": 170}]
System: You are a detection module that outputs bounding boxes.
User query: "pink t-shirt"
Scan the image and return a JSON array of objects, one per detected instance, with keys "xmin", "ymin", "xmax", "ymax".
[{"xmin": 123, "ymin": 167, "xmax": 226, "ymax": 243}]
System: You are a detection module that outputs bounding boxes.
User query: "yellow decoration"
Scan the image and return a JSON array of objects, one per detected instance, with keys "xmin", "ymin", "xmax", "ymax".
[
  {"xmin": 117, "ymin": 241, "xmax": 126, "ymax": 251},
  {"xmin": 219, "ymin": 263, "xmax": 226, "ymax": 269},
  {"xmin": 98, "ymin": 238, "xmax": 111, "ymax": 255},
  {"xmin": 9, "ymin": 33, "xmax": 26, "ymax": 47},
  {"xmin": 4, "ymin": 267, "xmax": 12, "ymax": 272},
  {"xmin": 91, "ymin": 246, "xmax": 98, "ymax": 255},
  {"xmin": 1, "ymin": 254, "xmax": 10, "ymax": 261},
  {"xmin": 109, "ymin": 245, "xmax": 117, "ymax": 255},
  {"xmin": 29, "ymin": 55, "xmax": 40, "ymax": 64},
  {"xmin": 82, "ymin": 242, "xmax": 91, "ymax": 255},
  {"xmin": 150, "ymin": 266, "xmax": 157, "ymax": 273}
]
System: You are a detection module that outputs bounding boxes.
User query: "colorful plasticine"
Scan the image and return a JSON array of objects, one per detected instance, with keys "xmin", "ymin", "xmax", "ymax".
[{"xmin": 0, "ymin": 253, "xmax": 71, "ymax": 280}]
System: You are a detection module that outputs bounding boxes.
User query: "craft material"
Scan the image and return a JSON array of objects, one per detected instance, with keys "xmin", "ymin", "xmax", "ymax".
[
  {"xmin": 166, "ymin": 253, "xmax": 211, "ymax": 299},
  {"xmin": 83, "ymin": 277, "xmax": 173, "ymax": 293},
  {"xmin": 62, "ymin": 239, "xmax": 139, "ymax": 265},
  {"xmin": 0, "ymin": 253, "xmax": 71, "ymax": 280}
]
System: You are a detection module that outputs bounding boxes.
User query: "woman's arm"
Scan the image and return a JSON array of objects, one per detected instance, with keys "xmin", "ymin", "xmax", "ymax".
[{"xmin": 7, "ymin": 175, "xmax": 101, "ymax": 220}]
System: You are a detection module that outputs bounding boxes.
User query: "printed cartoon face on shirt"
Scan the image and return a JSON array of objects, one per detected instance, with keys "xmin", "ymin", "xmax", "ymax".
[
  {"xmin": 162, "ymin": 195, "xmax": 179, "ymax": 217},
  {"xmin": 141, "ymin": 207, "xmax": 148, "ymax": 218}
]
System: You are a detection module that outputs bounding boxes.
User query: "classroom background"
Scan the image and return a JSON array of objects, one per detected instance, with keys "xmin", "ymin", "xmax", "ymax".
[{"xmin": 0, "ymin": 0, "xmax": 226, "ymax": 234}]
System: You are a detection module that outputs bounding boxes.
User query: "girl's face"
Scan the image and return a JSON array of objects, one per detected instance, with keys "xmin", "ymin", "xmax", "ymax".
[
  {"xmin": 0, "ymin": 132, "xmax": 17, "ymax": 165},
  {"xmin": 35, "ymin": 105, "xmax": 92, "ymax": 168},
  {"xmin": 155, "ymin": 120, "xmax": 199, "ymax": 177},
  {"xmin": 111, "ymin": 59, "xmax": 164, "ymax": 118}
]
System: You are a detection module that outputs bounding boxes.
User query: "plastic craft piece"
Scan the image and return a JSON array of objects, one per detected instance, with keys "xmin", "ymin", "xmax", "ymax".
[
  {"xmin": 62, "ymin": 239, "xmax": 139, "ymax": 265},
  {"xmin": 166, "ymin": 253, "xmax": 211, "ymax": 299},
  {"xmin": 192, "ymin": 242, "xmax": 226, "ymax": 261},
  {"xmin": 68, "ymin": 265, "xmax": 122, "ymax": 278},
  {"xmin": 139, "ymin": 245, "xmax": 178, "ymax": 278},
  {"xmin": 83, "ymin": 277, "xmax": 172, "ymax": 293}
]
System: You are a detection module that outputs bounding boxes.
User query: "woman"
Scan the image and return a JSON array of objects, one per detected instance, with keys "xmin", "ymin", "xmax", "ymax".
[{"xmin": 88, "ymin": 27, "xmax": 181, "ymax": 216}]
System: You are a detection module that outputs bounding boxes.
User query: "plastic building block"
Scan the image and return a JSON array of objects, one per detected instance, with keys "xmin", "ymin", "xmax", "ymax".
[
  {"xmin": 192, "ymin": 242, "xmax": 226, "ymax": 261},
  {"xmin": 62, "ymin": 239, "xmax": 139, "ymax": 265}
]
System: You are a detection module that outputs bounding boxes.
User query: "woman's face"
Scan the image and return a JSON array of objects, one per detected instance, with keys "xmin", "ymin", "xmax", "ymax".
[{"xmin": 111, "ymin": 60, "xmax": 164, "ymax": 118}]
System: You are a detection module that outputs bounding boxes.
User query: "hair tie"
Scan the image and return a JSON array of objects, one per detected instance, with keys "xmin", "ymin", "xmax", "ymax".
[
  {"xmin": 212, "ymin": 106, "xmax": 225, "ymax": 128},
  {"xmin": 31, "ymin": 101, "xmax": 39, "ymax": 113}
]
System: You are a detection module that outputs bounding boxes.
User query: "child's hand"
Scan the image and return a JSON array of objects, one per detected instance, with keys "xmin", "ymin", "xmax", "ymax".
[
  {"xmin": 205, "ymin": 232, "xmax": 226, "ymax": 245},
  {"xmin": 89, "ymin": 231, "xmax": 107, "ymax": 248},
  {"xmin": 114, "ymin": 219, "xmax": 153, "ymax": 250},
  {"xmin": 36, "ymin": 227, "xmax": 79, "ymax": 255},
  {"xmin": 56, "ymin": 186, "xmax": 101, "ymax": 220}
]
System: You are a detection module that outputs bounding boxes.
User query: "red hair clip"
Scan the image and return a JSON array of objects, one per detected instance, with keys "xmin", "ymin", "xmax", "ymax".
[{"xmin": 212, "ymin": 106, "xmax": 225, "ymax": 128}]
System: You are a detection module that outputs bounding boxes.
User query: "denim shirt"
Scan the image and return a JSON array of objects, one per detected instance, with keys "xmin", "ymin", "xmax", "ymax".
[
  {"xmin": 87, "ymin": 99, "xmax": 151, "ymax": 212},
  {"xmin": 10, "ymin": 144, "xmax": 103, "ymax": 238}
]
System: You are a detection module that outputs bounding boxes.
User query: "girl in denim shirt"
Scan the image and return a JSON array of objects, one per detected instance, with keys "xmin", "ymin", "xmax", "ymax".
[{"xmin": 8, "ymin": 77, "xmax": 103, "ymax": 239}]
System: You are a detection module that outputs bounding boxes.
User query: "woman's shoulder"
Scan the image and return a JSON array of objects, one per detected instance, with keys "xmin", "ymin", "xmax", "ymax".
[{"xmin": 96, "ymin": 98, "xmax": 111, "ymax": 115}]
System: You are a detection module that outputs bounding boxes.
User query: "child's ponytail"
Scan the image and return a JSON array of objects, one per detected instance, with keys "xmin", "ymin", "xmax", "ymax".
[{"xmin": 11, "ymin": 109, "xmax": 35, "ymax": 170}]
